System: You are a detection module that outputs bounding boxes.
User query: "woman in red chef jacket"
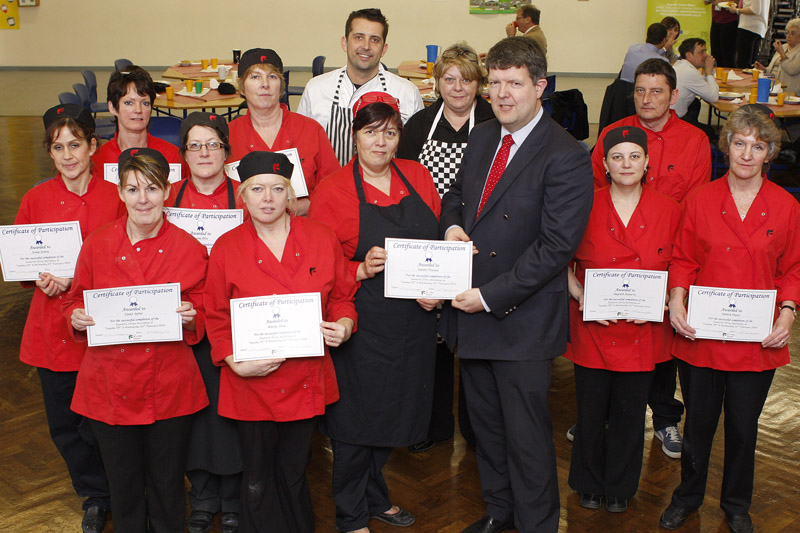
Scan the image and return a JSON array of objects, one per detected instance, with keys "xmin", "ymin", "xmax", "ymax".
[
  {"xmin": 15, "ymin": 104, "xmax": 123, "ymax": 532},
  {"xmin": 204, "ymin": 151, "xmax": 356, "ymax": 533},
  {"xmin": 308, "ymin": 93, "xmax": 441, "ymax": 533},
  {"xmin": 659, "ymin": 106, "xmax": 800, "ymax": 532},
  {"xmin": 92, "ymin": 66, "xmax": 182, "ymax": 181},
  {"xmin": 565, "ymin": 126, "xmax": 680, "ymax": 514},
  {"xmin": 63, "ymin": 148, "xmax": 208, "ymax": 533},
  {"xmin": 167, "ymin": 112, "xmax": 244, "ymax": 533},
  {"xmin": 228, "ymin": 48, "xmax": 340, "ymax": 215}
]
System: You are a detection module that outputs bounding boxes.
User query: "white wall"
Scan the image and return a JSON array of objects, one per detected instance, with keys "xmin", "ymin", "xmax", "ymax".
[{"xmin": 0, "ymin": 0, "xmax": 648, "ymax": 74}]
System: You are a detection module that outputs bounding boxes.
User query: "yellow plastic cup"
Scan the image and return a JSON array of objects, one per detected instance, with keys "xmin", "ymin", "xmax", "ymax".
[
  {"xmin": 749, "ymin": 92, "xmax": 757, "ymax": 104},
  {"xmin": 720, "ymin": 69, "xmax": 729, "ymax": 83},
  {"xmin": 201, "ymin": 59, "xmax": 209, "ymax": 70},
  {"xmin": 185, "ymin": 79, "xmax": 193, "ymax": 92},
  {"xmin": 778, "ymin": 92, "xmax": 786, "ymax": 105},
  {"xmin": 165, "ymin": 86, "xmax": 174, "ymax": 100},
  {"xmin": 752, "ymin": 69, "xmax": 759, "ymax": 82},
  {"xmin": 426, "ymin": 62, "xmax": 434, "ymax": 75},
  {"xmin": 211, "ymin": 58, "xmax": 218, "ymax": 69}
]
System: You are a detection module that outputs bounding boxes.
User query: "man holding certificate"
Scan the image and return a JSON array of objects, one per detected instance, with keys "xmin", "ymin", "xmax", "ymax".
[
  {"xmin": 13, "ymin": 104, "xmax": 123, "ymax": 532},
  {"xmin": 564, "ymin": 126, "xmax": 680, "ymax": 514},
  {"xmin": 64, "ymin": 148, "xmax": 209, "ymax": 533},
  {"xmin": 660, "ymin": 106, "xmax": 800, "ymax": 533},
  {"xmin": 204, "ymin": 151, "xmax": 356, "ymax": 533}
]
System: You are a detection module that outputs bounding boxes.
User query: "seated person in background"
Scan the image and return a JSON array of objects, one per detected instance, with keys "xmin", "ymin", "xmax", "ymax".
[
  {"xmin": 661, "ymin": 16, "xmax": 682, "ymax": 64},
  {"xmin": 755, "ymin": 18, "xmax": 800, "ymax": 94},
  {"xmin": 620, "ymin": 23, "xmax": 671, "ymax": 82},
  {"xmin": 92, "ymin": 66, "xmax": 182, "ymax": 180},
  {"xmin": 672, "ymin": 38, "xmax": 718, "ymax": 138},
  {"xmin": 505, "ymin": 4, "xmax": 547, "ymax": 57}
]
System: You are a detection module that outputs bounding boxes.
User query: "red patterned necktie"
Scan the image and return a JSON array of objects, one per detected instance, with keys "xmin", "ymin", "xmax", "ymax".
[{"xmin": 477, "ymin": 134, "xmax": 514, "ymax": 217}]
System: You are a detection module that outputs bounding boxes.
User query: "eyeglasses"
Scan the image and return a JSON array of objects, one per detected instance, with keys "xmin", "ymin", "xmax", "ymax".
[
  {"xmin": 442, "ymin": 47, "xmax": 478, "ymax": 60},
  {"xmin": 185, "ymin": 141, "xmax": 224, "ymax": 151}
]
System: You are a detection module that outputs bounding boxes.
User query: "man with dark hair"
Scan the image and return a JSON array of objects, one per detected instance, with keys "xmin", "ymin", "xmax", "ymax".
[
  {"xmin": 592, "ymin": 57, "xmax": 711, "ymax": 460},
  {"xmin": 441, "ymin": 36, "xmax": 593, "ymax": 533},
  {"xmin": 619, "ymin": 23, "xmax": 671, "ymax": 82},
  {"xmin": 673, "ymin": 38, "xmax": 718, "ymax": 135},
  {"xmin": 504, "ymin": 4, "xmax": 547, "ymax": 56},
  {"xmin": 298, "ymin": 7, "xmax": 423, "ymax": 165}
]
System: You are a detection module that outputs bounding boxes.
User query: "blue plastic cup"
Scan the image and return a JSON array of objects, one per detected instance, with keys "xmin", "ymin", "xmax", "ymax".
[
  {"xmin": 426, "ymin": 45, "xmax": 439, "ymax": 64},
  {"xmin": 757, "ymin": 77, "xmax": 771, "ymax": 103}
]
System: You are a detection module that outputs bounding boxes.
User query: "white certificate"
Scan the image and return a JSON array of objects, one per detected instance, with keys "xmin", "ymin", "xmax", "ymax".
[
  {"xmin": 164, "ymin": 207, "xmax": 243, "ymax": 252},
  {"xmin": 224, "ymin": 147, "xmax": 309, "ymax": 197},
  {"xmin": 583, "ymin": 269, "xmax": 668, "ymax": 322},
  {"xmin": 687, "ymin": 285, "xmax": 777, "ymax": 342},
  {"xmin": 383, "ymin": 238, "xmax": 473, "ymax": 300},
  {"xmin": 84, "ymin": 283, "xmax": 183, "ymax": 346},
  {"xmin": 0, "ymin": 222, "xmax": 83, "ymax": 282},
  {"xmin": 231, "ymin": 292, "xmax": 324, "ymax": 362},
  {"xmin": 105, "ymin": 163, "xmax": 181, "ymax": 184}
]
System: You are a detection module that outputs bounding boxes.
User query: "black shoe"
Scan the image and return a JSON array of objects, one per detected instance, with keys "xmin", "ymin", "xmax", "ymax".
[
  {"xmin": 579, "ymin": 493, "xmax": 602, "ymax": 510},
  {"xmin": 605, "ymin": 497, "xmax": 628, "ymax": 513},
  {"xmin": 372, "ymin": 507, "xmax": 415, "ymax": 527},
  {"xmin": 187, "ymin": 510, "xmax": 214, "ymax": 533},
  {"xmin": 408, "ymin": 438, "xmax": 436, "ymax": 453},
  {"xmin": 659, "ymin": 504, "xmax": 695, "ymax": 529},
  {"xmin": 727, "ymin": 513, "xmax": 753, "ymax": 533},
  {"xmin": 81, "ymin": 506, "xmax": 108, "ymax": 533},
  {"xmin": 462, "ymin": 515, "xmax": 514, "ymax": 533},
  {"xmin": 221, "ymin": 512, "xmax": 239, "ymax": 533}
]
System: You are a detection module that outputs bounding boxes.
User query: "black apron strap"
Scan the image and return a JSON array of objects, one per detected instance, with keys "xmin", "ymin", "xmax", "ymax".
[
  {"xmin": 226, "ymin": 177, "xmax": 235, "ymax": 209},
  {"xmin": 173, "ymin": 179, "xmax": 190, "ymax": 208}
]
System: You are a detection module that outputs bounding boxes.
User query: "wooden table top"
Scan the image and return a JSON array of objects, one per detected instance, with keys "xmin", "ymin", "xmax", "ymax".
[
  {"xmin": 712, "ymin": 98, "xmax": 800, "ymax": 117},
  {"xmin": 153, "ymin": 81, "xmax": 243, "ymax": 112},
  {"xmin": 397, "ymin": 60, "xmax": 431, "ymax": 80},
  {"xmin": 715, "ymin": 68, "xmax": 783, "ymax": 91},
  {"xmin": 162, "ymin": 60, "xmax": 237, "ymax": 81}
]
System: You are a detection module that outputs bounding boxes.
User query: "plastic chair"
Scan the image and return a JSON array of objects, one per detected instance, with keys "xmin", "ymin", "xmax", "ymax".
[
  {"xmin": 73, "ymin": 83, "xmax": 116, "ymax": 139},
  {"xmin": 58, "ymin": 92, "xmax": 80, "ymax": 105},
  {"xmin": 287, "ymin": 55, "xmax": 326, "ymax": 99},
  {"xmin": 148, "ymin": 116, "xmax": 182, "ymax": 147},
  {"xmin": 81, "ymin": 69, "xmax": 108, "ymax": 115},
  {"xmin": 114, "ymin": 58, "xmax": 133, "ymax": 72}
]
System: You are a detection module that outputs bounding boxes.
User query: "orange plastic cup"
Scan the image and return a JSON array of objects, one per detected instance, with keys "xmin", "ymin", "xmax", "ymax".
[
  {"xmin": 185, "ymin": 79, "xmax": 193, "ymax": 92},
  {"xmin": 165, "ymin": 86, "xmax": 174, "ymax": 100},
  {"xmin": 752, "ymin": 69, "xmax": 759, "ymax": 82},
  {"xmin": 778, "ymin": 92, "xmax": 786, "ymax": 105},
  {"xmin": 426, "ymin": 62, "xmax": 434, "ymax": 75},
  {"xmin": 211, "ymin": 58, "xmax": 218, "ymax": 69},
  {"xmin": 201, "ymin": 59, "xmax": 209, "ymax": 70},
  {"xmin": 719, "ymin": 69, "xmax": 729, "ymax": 83},
  {"xmin": 749, "ymin": 92, "xmax": 757, "ymax": 104}
]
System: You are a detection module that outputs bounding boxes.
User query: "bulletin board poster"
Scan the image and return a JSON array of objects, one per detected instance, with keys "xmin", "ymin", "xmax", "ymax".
[
  {"xmin": 469, "ymin": 0, "xmax": 529, "ymax": 15},
  {"xmin": 647, "ymin": 0, "xmax": 712, "ymax": 46},
  {"xmin": 1, "ymin": 0, "xmax": 20, "ymax": 30}
]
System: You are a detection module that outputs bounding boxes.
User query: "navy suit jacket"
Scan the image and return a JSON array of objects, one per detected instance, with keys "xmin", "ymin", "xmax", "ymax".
[{"xmin": 440, "ymin": 112, "xmax": 594, "ymax": 361}]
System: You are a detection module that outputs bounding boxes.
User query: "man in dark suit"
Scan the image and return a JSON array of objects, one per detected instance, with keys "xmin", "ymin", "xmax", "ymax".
[{"xmin": 440, "ymin": 37, "xmax": 593, "ymax": 533}]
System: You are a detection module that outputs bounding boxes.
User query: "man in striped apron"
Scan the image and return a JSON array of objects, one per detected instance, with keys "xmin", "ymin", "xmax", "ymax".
[{"xmin": 297, "ymin": 8, "xmax": 424, "ymax": 165}]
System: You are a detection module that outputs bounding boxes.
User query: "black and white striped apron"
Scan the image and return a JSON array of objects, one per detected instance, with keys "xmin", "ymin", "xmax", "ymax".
[{"xmin": 327, "ymin": 69, "xmax": 387, "ymax": 166}]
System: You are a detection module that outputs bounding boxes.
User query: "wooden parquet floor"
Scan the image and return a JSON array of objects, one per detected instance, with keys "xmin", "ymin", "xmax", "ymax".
[{"xmin": 1, "ymin": 117, "xmax": 799, "ymax": 532}]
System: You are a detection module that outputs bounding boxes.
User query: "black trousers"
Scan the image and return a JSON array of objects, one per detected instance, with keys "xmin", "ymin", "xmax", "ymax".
[
  {"xmin": 648, "ymin": 358, "xmax": 684, "ymax": 431},
  {"xmin": 460, "ymin": 358, "xmax": 559, "ymax": 533},
  {"xmin": 424, "ymin": 342, "xmax": 474, "ymax": 443},
  {"xmin": 736, "ymin": 28, "xmax": 762, "ymax": 68},
  {"xmin": 711, "ymin": 19, "xmax": 739, "ymax": 68},
  {"xmin": 187, "ymin": 469, "xmax": 241, "ymax": 513},
  {"xmin": 238, "ymin": 418, "xmax": 317, "ymax": 533},
  {"xmin": 330, "ymin": 440, "xmax": 393, "ymax": 531},
  {"xmin": 568, "ymin": 365, "xmax": 654, "ymax": 499},
  {"xmin": 90, "ymin": 415, "xmax": 192, "ymax": 533},
  {"xmin": 38, "ymin": 368, "xmax": 109, "ymax": 510},
  {"xmin": 671, "ymin": 361, "xmax": 775, "ymax": 515}
]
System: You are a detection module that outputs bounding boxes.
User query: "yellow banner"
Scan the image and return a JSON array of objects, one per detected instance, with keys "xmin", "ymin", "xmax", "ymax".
[
  {"xmin": 647, "ymin": 0, "xmax": 712, "ymax": 47},
  {"xmin": 1, "ymin": 0, "xmax": 20, "ymax": 30}
]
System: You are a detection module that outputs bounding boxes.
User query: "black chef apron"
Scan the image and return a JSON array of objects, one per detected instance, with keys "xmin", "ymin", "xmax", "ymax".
[
  {"xmin": 321, "ymin": 158, "xmax": 439, "ymax": 447},
  {"xmin": 180, "ymin": 179, "xmax": 243, "ymax": 475}
]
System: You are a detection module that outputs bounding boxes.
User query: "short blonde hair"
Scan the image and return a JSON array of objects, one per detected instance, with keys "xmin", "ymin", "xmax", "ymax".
[
  {"xmin": 433, "ymin": 42, "xmax": 486, "ymax": 98},
  {"xmin": 719, "ymin": 106, "xmax": 782, "ymax": 161},
  {"xmin": 118, "ymin": 155, "xmax": 170, "ymax": 191},
  {"xmin": 238, "ymin": 63, "xmax": 286, "ymax": 96},
  {"xmin": 237, "ymin": 174, "xmax": 297, "ymax": 213}
]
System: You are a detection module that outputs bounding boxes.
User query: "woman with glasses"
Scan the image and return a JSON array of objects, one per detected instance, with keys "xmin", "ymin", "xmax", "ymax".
[
  {"xmin": 397, "ymin": 42, "xmax": 493, "ymax": 452},
  {"xmin": 229, "ymin": 48, "xmax": 340, "ymax": 215},
  {"xmin": 309, "ymin": 93, "xmax": 441, "ymax": 533},
  {"xmin": 169, "ymin": 112, "xmax": 243, "ymax": 533}
]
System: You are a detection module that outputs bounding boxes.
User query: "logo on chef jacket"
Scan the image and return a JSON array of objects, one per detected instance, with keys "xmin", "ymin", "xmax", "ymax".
[
  {"xmin": 767, "ymin": 229, "xmax": 774, "ymax": 237},
  {"xmin": 309, "ymin": 267, "xmax": 317, "ymax": 276},
  {"xmin": 668, "ymin": 165, "xmax": 675, "ymax": 172},
  {"xmin": 658, "ymin": 247, "xmax": 663, "ymax": 255}
]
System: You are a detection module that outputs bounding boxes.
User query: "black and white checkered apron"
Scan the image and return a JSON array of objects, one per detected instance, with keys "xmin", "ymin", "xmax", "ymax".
[
  {"xmin": 418, "ymin": 102, "xmax": 476, "ymax": 197},
  {"xmin": 327, "ymin": 69, "xmax": 388, "ymax": 166}
]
